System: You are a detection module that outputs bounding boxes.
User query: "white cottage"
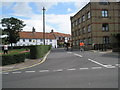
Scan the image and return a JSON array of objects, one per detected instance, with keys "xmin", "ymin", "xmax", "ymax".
[{"xmin": 16, "ymin": 31, "xmax": 57, "ymax": 48}]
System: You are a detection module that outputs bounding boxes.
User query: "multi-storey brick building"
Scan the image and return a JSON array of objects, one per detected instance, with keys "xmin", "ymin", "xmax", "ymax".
[{"xmin": 70, "ymin": 2, "xmax": 120, "ymax": 50}]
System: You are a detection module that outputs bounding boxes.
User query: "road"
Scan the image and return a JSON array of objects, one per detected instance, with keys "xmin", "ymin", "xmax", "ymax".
[{"xmin": 2, "ymin": 48, "xmax": 119, "ymax": 88}]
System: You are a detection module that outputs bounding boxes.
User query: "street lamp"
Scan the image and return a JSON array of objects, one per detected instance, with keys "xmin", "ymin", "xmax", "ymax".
[{"xmin": 42, "ymin": 7, "xmax": 46, "ymax": 45}]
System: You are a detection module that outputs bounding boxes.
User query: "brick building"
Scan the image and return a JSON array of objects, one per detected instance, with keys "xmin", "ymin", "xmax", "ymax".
[{"xmin": 70, "ymin": 2, "xmax": 120, "ymax": 50}]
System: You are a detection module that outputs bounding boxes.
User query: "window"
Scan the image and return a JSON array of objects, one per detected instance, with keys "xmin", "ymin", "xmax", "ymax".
[
  {"xmin": 82, "ymin": 15, "xmax": 85, "ymax": 22},
  {"xmin": 29, "ymin": 39, "xmax": 32, "ymax": 42},
  {"xmin": 23, "ymin": 39, "xmax": 25, "ymax": 42},
  {"xmin": 75, "ymin": 20, "xmax": 77, "ymax": 26},
  {"xmin": 50, "ymin": 39, "xmax": 52, "ymax": 42},
  {"xmin": 79, "ymin": 18, "xmax": 81, "ymax": 23},
  {"xmin": 88, "ymin": 37, "xmax": 92, "ymax": 44},
  {"xmin": 77, "ymin": 18, "xmax": 79, "ymax": 25},
  {"xmin": 82, "ymin": 27, "xmax": 86, "ymax": 34},
  {"xmin": 77, "ymin": 30, "xmax": 79, "ymax": 36},
  {"xmin": 87, "ymin": 11, "xmax": 91, "ymax": 19},
  {"xmin": 40, "ymin": 39, "xmax": 43, "ymax": 42},
  {"xmin": 102, "ymin": 10, "xmax": 108, "ymax": 17},
  {"xmin": 102, "ymin": 23, "xmax": 109, "ymax": 31},
  {"xmin": 79, "ymin": 29, "xmax": 81, "ymax": 35},
  {"xmin": 103, "ymin": 36, "xmax": 109, "ymax": 44},
  {"xmin": 88, "ymin": 25, "xmax": 91, "ymax": 32},
  {"xmin": 72, "ymin": 23, "xmax": 74, "ymax": 28}
]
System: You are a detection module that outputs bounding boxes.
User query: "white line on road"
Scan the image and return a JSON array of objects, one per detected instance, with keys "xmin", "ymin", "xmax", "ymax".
[
  {"xmin": 12, "ymin": 71, "xmax": 21, "ymax": 74},
  {"xmin": 105, "ymin": 66, "xmax": 116, "ymax": 68},
  {"xmin": 91, "ymin": 67, "xmax": 102, "ymax": 69},
  {"xmin": 88, "ymin": 59, "xmax": 107, "ymax": 68},
  {"xmin": 39, "ymin": 70, "xmax": 49, "ymax": 72},
  {"xmin": 53, "ymin": 69, "xmax": 63, "ymax": 72},
  {"xmin": 67, "ymin": 52, "xmax": 72, "ymax": 54},
  {"xmin": 74, "ymin": 53, "xmax": 83, "ymax": 57},
  {"xmin": 115, "ymin": 64, "xmax": 120, "ymax": 66},
  {"xmin": 80, "ymin": 68, "xmax": 89, "ymax": 70},
  {"xmin": 67, "ymin": 68, "xmax": 76, "ymax": 71},
  {"xmin": 25, "ymin": 71, "xmax": 35, "ymax": 73},
  {"xmin": 3, "ymin": 72, "xmax": 9, "ymax": 74}
]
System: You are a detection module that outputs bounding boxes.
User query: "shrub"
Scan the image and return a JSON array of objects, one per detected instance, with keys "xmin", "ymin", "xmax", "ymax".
[
  {"xmin": 1, "ymin": 53, "xmax": 26, "ymax": 66},
  {"xmin": 25, "ymin": 52, "xmax": 30, "ymax": 59},
  {"xmin": 30, "ymin": 45, "xmax": 51, "ymax": 59}
]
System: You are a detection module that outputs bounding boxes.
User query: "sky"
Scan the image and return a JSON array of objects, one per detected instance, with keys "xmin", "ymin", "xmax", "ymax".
[{"xmin": 1, "ymin": 0, "xmax": 119, "ymax": 34}]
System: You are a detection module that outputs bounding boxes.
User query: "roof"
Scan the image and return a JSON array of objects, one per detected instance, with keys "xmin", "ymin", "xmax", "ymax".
[
  {"xmin": 52, "ymin": 32, "xmax": 71, "ymax": 37},
  {"xmin": 19, "ymin": 31, "xmax": 55, "ymax": 39}
]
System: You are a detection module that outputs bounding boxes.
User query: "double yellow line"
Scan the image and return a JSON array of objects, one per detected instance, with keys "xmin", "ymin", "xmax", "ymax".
[{"xmin": 1, "ymin": 50, "xmax": 51, "ymax": 73}]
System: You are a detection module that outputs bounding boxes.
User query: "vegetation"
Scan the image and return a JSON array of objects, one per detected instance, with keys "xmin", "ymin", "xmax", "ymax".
[
  {"xmin": 1, "ymin": 17, "xmax": 26, "ymax": 46},
  {"xmin": 0, "ymin": 45, "xmax": 51, "ymax": 65},
  {"xmin": 1, "ymin": 53, "xmax": 26, "ymax": 66},
  {"xmin": 30, "ymin": 45, "xmax": 51, "ymax": 59},
  {"xmin": 0, "ymin": 49, "xmax": 30, "ymax": 66}
]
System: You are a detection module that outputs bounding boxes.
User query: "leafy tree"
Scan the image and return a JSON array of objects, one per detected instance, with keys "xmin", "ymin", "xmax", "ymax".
[
  {"xmin": 1, "ymin": 17, "xmax": 26, "ymax": 47},
  {"xmin": 0, "ymin": 28, "xmax": 8, "ymax": 44}
]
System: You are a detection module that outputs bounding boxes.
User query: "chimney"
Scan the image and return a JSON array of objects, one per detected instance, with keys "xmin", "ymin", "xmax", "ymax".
[
  {"xmin": 51, "ymin": 29, "xmax": 54, "ymax": 33},
  {"xmin": 32, "ymin": 27, "xmax": 36, "ymax": 32}
]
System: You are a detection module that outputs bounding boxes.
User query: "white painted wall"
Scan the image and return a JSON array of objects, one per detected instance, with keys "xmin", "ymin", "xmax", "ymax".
[{"xmin": 16, "ymin": 38, "xmax": 58, "ymax": 48}]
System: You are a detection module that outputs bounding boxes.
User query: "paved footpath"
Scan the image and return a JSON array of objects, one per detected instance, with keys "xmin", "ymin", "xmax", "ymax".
[{"xmin": 1, "ymin": 48, "xmax": 120, "ymax": 88}]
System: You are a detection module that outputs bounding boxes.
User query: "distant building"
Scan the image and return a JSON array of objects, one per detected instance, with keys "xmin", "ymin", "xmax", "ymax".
[
  {"xmin": 70, "ymin": 2, "xmax": 120, "ymax": 50},
  {"xmin": 16, "ymin": 29, "xmax": 71, "ymax": 48},
  {"xmin": 16, "ymin": 31, "xmax": 57, "ymax": 48},
  {"xmin": 50, "ymin": 29, "xmax": 71, "ymax": 47}
]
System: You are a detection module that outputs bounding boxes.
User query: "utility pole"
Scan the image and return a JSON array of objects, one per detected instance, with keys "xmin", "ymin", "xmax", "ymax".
[{"xmin": 42, "ymin": 7, "xmax": 45, "ymax": 45}]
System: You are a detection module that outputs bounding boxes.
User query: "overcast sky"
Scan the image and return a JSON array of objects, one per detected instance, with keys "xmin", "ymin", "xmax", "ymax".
[{"xmin": 1, "ymin": 0, "xmax": 119, "ymax": 34}]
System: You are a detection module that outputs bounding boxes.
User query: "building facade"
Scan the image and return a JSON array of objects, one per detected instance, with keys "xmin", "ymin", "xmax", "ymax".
[
  {"xmin": 16, "ymin": 31, "xmax": 57, "ymax": 48},
  {"xmin": 70, "ymin": 2, "xmax": 120, "ymax": 50},
  {"xmin": 50, "ymin": 30, "xmax": 71, "ymax": 47}
]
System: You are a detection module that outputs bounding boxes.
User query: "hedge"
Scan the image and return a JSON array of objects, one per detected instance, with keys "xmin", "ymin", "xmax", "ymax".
[
  {"xmin": 1, "ymin": 53, "xmax": 26, "ymax": 66},
  {"xmin": 30, "ymin": 45, "xmax": 51, "ymax": 59}
]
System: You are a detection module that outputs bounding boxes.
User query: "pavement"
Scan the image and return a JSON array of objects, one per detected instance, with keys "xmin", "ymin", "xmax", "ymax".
[{"xmin": 0, "ymin": 49, "xmax": 114, "ymax": 72}]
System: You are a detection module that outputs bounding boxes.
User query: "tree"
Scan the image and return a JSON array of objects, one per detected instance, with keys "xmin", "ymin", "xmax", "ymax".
[
  {"xmin": 0, "ymin": 28, "xmax": 8, "ymax": 44},
  {"xmin": 1, "ymin": 17, "xmax": 26, "ymax": 47}
]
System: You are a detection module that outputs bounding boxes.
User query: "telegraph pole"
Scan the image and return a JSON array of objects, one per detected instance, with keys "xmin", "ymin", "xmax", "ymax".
[{"xmin": 42, "ymin": 7, "xmax": 45, "ymax": 45}]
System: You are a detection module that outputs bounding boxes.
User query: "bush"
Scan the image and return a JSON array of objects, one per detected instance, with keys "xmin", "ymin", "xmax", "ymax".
[
  {"xmin": 25, "ymin": 52, "xmax": 30, "ymax": 59},
  {"xmin": 30, "ymin": 45, "xmax": 51, "ymax": 59},
  {"xmin": 1, "ymin": 53, "xmax": 26, "ymax": 66}
]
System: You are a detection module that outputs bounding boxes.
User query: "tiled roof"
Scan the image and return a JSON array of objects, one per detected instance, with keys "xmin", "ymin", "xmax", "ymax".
[
  {"xmin": 19, "ymin": 31, "xmax": 55, "ymax": 39},
  {"xmin": 52, "ymin": 32, "xmax": 71, "ymax": 37}
]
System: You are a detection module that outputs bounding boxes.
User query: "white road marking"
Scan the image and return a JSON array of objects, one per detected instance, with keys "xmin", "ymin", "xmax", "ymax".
[
  {"xmin": 25, "ymin": 71, "xmax": 35, "ymax": 73},
  {"xmin": 12, "ymin": 72, "xmax": 21, "ymax": 74},
  {"xmin": 91, "ymin": 67, "xmax": 102, "ymax": 69},
  {"xmin": 105, "ymin": 66, "xmax": 116, "ymax": 68},
  {"xmin": 3, "ymin": 72, "xmax": 9, "ymax": 74},
  {"xmin": 39, "ymin": 70, "xmax": 49, "ymax": 72},
  {"xmin": 67, "ymin": 52, "xmax": 72, "ymax": 54},
  {"xmin": 67, "ymin": 68, "xmax": 76, "ymax": 71},
  {"xmin": 88, "ymin": 59, "xmax": 108, "ymax": 68},
  {"xmin": 80, "ymin": 68, "xmax": 89, "ymax": 70},
  {"xmin": 115, "ymin": 64, "xmax": 120, "ymax": 66},
  {"xmin": 74, "ymin": 53, "xmax": 83, "ymax": 57},
  {"xmin": 53, "ymin": 69, "xmax": 63, "ymax": 72}
]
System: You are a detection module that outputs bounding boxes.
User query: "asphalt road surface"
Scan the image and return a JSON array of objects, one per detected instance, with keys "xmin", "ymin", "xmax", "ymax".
[{"xmin": 2, "ymin": 48, "xmax": 119, "ymax": 88}]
